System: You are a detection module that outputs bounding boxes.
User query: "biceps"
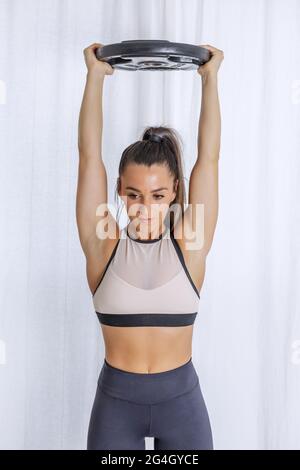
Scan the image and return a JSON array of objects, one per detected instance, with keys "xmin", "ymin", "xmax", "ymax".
[{"xmin": 187, "ymin": 159, "xmax": 219, "ymax": 254}]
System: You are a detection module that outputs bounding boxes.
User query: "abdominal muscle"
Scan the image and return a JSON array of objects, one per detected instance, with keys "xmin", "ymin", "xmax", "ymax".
[{"xmin": 101, "ymin": 324, "xmax": 194, "ymax": 373}]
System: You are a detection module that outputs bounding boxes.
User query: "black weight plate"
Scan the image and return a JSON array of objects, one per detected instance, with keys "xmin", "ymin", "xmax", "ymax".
[{"xmin": 95, "ymin": 40, "xmax": 211, "ymax": 71}]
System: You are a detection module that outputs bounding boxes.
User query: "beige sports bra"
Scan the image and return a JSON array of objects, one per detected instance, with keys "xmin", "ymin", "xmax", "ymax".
[{"xmin": 92, "ymin": 223, "xmax": 200, "ymax": 327}]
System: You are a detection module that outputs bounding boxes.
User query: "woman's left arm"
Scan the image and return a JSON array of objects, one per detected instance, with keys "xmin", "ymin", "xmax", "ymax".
[{"xmin": 186, "ymin": 45, "xmax": 224, "ymax": 256}]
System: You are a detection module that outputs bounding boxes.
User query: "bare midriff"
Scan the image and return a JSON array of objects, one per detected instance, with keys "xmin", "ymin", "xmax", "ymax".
[{"xmin": 101, "ymin": 324, "xmax": 194, "ymax": 373}]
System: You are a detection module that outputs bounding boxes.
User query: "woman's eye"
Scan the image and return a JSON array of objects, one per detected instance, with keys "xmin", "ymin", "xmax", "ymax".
[{"xmin": 127, "ymin": 194, "xmax": 164, "ymax": 200}]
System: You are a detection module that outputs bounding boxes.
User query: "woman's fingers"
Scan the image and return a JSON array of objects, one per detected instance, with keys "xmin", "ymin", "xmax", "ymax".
[
  {"xmin": 199, "ymin": 44, "xmax": 223, "ymax": 55},
  {"xmin": 199, "ymin": 44, "xmax": 215, "ymax": 51},
  {"xmin": 88, "ymin": 42, "xmax": 102, "ymax": 48},
  {"xmin": 83, "ymin": 43, "xmax": 103, "ymax": 54},
  {"xmin": 83, "ymin": 43, "xmax": 104, "ymax": 66},
  {"xmin": 196, "ymin": 44, "xmax": 224, "ymax": 76},
  {"xmin": 82, "ymin": 42, "xmax": 115, "ymax": 76}
]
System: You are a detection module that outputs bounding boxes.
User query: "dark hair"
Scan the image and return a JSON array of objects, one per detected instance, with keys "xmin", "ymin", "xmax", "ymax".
[{"xmin": 114, "ymin": 126, "xmax": 187, "ymax": 232}]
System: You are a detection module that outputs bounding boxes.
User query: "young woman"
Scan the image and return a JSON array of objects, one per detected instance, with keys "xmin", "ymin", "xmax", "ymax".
[{"xmin": 76, "ymin": 42, "xmax": 223, "ymax": 450}]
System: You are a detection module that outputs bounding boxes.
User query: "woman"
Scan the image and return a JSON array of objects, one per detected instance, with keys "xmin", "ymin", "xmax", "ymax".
[{"xmin": 76, "ymin": 42, "xmax": 223, "ymax": 450}]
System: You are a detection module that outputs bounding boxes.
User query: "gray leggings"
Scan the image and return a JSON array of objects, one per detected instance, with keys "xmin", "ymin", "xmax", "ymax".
[{"xmin": 87, "ymin": 357, "xmax": 213, "ymax": 450}]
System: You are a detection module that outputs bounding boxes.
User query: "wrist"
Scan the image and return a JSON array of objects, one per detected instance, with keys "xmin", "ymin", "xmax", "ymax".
[
  {"xmin": 201, "ymin": 71, "xmax": 218, "ymax": 85},
  {"xmin": 87, "ymin": 66, "xmax": 106, "ymax": 81}
]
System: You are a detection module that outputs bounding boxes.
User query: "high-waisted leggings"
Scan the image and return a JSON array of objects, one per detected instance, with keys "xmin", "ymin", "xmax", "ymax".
[{"xmin": 87, "ymin": 357, "xmax": 213, "ymax": 450}]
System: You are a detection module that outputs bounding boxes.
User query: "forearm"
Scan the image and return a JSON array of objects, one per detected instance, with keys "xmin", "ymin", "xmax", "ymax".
[
  {"xmin": 78, "ymin": 68, "xmax": 105, "ymax": 159},
  {"xmin": 197, "ymin": 72, "xmax": 221, "ymax": 161}
]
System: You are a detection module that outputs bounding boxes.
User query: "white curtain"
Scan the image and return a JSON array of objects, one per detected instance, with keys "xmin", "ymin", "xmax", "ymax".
[{"xmin": 0, "ymin": 0, "xmax": 300, "ymax": 450}]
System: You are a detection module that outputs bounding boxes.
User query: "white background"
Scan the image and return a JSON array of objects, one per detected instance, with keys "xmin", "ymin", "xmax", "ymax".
[{"xmin": 0, "ymin": 0, "xmax": 300, "ymax": 450}]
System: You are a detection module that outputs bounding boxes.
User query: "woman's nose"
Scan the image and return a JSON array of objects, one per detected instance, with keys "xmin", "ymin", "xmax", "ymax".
[{"xmin": 138, "ymin": 207, "xmax": 151, "ymax": 218}]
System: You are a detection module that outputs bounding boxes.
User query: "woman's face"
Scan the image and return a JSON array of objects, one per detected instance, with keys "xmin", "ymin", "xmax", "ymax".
[{"xmin": 119, "ymin": 163, "xmax": 178, "ymax": 232}]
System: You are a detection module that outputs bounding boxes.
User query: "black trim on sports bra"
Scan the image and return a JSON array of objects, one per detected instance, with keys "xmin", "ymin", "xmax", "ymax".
[
  {"xmin": 92, "ymin": 238, "xmax": 121, "ymax": 297},
  {"xmin": 96, "ymin": 312, "xmax": 198, "ymax": 327},
  {"xmin": 170, "ymin": 230, "xmax": 201, "ymax": 299},
  {"xmin": 92, "ymin": 227, "xmax": 201, "ymax": 300}
]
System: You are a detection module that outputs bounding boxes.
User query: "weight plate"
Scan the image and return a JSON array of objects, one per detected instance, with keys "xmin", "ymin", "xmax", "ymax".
[{"xmin": 95, "ymin": 40, "xmax": 211, "ymax": 71}]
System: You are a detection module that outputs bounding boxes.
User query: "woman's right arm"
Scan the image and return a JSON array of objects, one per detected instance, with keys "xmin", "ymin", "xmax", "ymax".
[{"xmin": 76, "ymin": 43, "xmax": 119, "ymax": 259}]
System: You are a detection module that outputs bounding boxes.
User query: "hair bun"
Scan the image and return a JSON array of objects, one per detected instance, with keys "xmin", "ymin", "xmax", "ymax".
[{"xmin": 143, "ymin": 133, "xmax": 163, "ymax": 143}]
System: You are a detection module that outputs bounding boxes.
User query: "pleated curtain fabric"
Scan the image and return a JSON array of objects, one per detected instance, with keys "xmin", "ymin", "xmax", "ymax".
[{"xmin": 0, "ymin": 0, "xmax": 300, "ymax": 450}]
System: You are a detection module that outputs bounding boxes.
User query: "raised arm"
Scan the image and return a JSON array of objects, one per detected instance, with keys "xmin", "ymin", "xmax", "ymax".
[
  {"xmin": 185, "ymin": 45, "xmax": 224, "ymax": 256},
  {"xmin": 76, "ymin": 43, "xmax": 118, "ymax": 259}
]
